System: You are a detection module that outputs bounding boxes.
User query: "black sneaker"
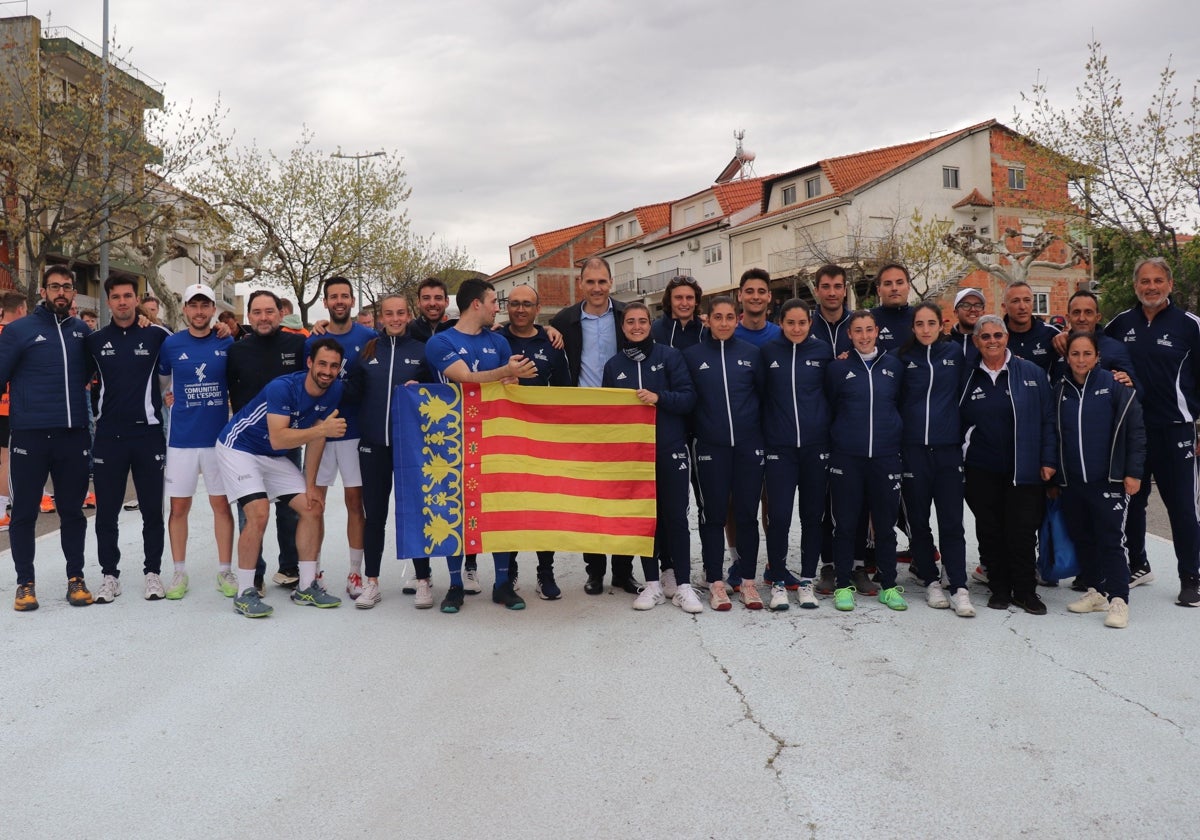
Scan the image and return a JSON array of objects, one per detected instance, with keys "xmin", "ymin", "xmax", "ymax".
[
  {"xmin": 440, "ymin": 585, "xmax": 465, "ymax": 614},
  {"xmin": 851, "ymin": 567, "xmax": 879, "ymax": 596},
  {"xmin": 584, "ymin": 576, "xmax": 604, "ymax": 595},
  {"xmin": 535, "ymin": 576, "xmax": 562, "ymax": 600},
  {"xmin": 1011, "ymin": 592, "xmax": 1047, "ymax": 615},
  {"xmin": 1129, "ymin": 567, "xmax": 1155, "ymax": 588},
  {"xmin": 1176, "ymin": 578, "xmax": 1200, "ymax": 608},
  {"xmin": 253, "ymin": 573, "xmax": 265, "ymax": 598},
  {"xmin": 987, "ymin": 592, "xmax": 1011, "ymax": 610},
  {"xmin": 492, "ymin": 580, "xmax": 526, "ymax": 610},
  {"xmin": 1070, "ymin": 577, "xmax": 1089, "ymax": 592},
  {"xmin": 610, "ymin": 575, "xmax": 641, "ymax": 595},
  {"xmin": 816, "ymin": 564, "xmax": 835, "ymax": 596}
]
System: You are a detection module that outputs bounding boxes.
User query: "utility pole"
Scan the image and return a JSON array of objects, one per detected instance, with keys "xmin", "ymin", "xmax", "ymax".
[
  {"xmin": 330, "ymin": 149, "xmax": 385, "ymax": 306},
  {"xmin": 97, "ymin": 0, "xmax": 110, "ymax": 323}
]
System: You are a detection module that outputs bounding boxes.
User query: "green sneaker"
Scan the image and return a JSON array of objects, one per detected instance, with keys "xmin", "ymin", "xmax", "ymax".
[
  {"xmin": 217, "ymin": 570, "xmax": 238, "ymax": 598},
  {"xmin": 234, "ymin": 588, "xmax": 273, "ymax": 618},
  {"xmin": 165, "ymin": 571, "xmax": 189, "ymax": 600},
  {"xmin": 879, "ymin": 586, "xmax": 908, "ymax": 611},
  {"xmin": 834, "ymin": 585, "xmax": 856, "ymax": 611},
  {"xmin": 291, "ymin": 583, "xmax": 342, "ymax": 608}
]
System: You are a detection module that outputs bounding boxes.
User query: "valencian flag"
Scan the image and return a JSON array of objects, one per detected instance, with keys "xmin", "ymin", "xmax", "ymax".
[{"xmin": 392, "ymin": 382, "xmax": 657, "ymax": 558}]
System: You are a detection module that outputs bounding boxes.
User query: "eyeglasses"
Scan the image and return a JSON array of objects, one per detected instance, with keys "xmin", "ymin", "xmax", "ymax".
[
  {"xmin": 507, "ymin": 301, "xmax": 536, "ymax": 309},
  {"xmin": 45, "ymin": 283, "xmax": 74, "ymax": 293},
  {"xmin": 977, "ymin": 332, "xmax": 1005, "ymax": 341},
  {"xmin": 957, "ymin": 302, "xmax": 984, "ymax": 312},
  {"xmin": 666, "ymin": 277, "xmax": 698, "ymax": 290}
]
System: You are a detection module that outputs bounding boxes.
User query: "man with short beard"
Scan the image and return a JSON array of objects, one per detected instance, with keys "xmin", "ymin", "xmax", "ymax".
[
  {"xmin": 811, "ymin": 264, "xmax": 853, "ymax": 356},
  {"xmin": 304, "ymin": 277, "xmax": 377, "ymax": 598},
  {"xmin": 227, "ymin": 290, "xmax": 307, "ymax": 591},
  {"xmin": 948, "ymin": 288, "xmax": 985, "ymax": 365},
  {"xmin": 408, "ymin": 277, "xmax": 458, "ymax": 343},
  {"xmin": 1002, "ymin": 280, "xmax": 1059, "ymax": 371},
  {"xmin": 0, "ymin": 266, "xmax": 95, "ymax": 609}
]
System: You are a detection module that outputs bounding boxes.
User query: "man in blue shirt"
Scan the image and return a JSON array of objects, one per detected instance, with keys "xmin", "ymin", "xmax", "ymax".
[
  {"xmin": 304, "ymin": 277, "xmax": 377, "ymax": 600},
  {"xmin": 216, "ymin": 339, "xmax": 348, "ymax": 617},
  {"xmin": 86, "ymin": 276, "xmax": 172, "ymax": 603},
  {"xmin": 734, "ymin": 268, "xmax": 781, "ymax": 347},
  {"xmin": 158, "ymin": 285, "xmax": 235, "ymax": 600},
  {"xmin": 426, "ymin": 278, "xmax": 539, "ymax": 613}
]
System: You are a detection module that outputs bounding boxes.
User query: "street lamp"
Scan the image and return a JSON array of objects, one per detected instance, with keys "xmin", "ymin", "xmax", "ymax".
[{"xmin": 330, "ymin": 149, "xmax": 386, "ymax": 306}]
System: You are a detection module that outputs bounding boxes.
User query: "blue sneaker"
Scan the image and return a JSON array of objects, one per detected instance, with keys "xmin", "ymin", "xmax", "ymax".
[
  {"xmin": 535, "ymin": 576, "xmax": 562, "ymax": 600},
  {"xmin": 234, "ymin": 588, "xmax": 273, "ymax": 618},
  {"xmin": 764, "ymin": 568, "xmax": 802, "ymax": 590},
  {"xmin": 290, "ymin": 583, "xmax": 342, "ymax": 608}
]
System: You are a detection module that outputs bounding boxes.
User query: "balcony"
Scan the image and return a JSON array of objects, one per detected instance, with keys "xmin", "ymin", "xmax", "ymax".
[
  {"xmin": 636, "ymin": 267, "xmax": 692, "ymax": 296},
  {"xmin": 768, "ymin": 235, "xmax": 893, "ymax": 276}
]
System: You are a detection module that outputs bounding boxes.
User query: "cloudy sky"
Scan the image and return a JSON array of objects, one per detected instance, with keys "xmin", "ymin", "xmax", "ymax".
[{"xmin": 30, "ymin": 0, "xmax": 1198, "ymax": 274}]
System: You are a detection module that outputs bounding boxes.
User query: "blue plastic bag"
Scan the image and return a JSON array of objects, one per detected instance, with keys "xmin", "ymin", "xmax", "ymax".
[{"xmin": 1037, "ymin": 495, "xmax": 1079, "ymax": 582}]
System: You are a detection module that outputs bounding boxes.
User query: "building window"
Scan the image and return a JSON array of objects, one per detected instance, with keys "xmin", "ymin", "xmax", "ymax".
[
  {"xmin": 702, "ymin": 199, "xmax": 717, "ymax": 219},
  {"xmin": 943, "ymin": 167, "xmax": 959, "ymax": 189},
  {"xmin": 630, "ymin": 219, "xmax": 639, "ymax": 235},
  {"xmin": 743, "ymin": 238, "xmax": 762, "ymax": 264},
  {"xmin": 805, "ymin": 176, "xmax": 821, "ymax": 199},
  {"xmin": 703, "ymin": 243, "xmax": 722, "ymax": 265},
  {"xmin": 1033, "ymin": 291, "xmax": 1049, "ymax": 315},
  {"xmin": 781, "ymin": 184, "xmax": 797, "ymax": 205},
  {"xmin": 683, "ymin": 205, "xmax": 696, "ymax": 226},
  {"xmin": 1008, "ymin": 167, "xmax": 1026, "ymax": 190},
  {"xmin": 614, "ymin": 223, "xmax": 624, "ymax": 241}
]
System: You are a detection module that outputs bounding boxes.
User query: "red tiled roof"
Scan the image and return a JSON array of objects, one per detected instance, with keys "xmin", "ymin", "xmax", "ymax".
[
  {"xmin": 952, "ymin": 188, "xmax": 994, "ymax": 209},
  {"xmin": 488, "ymin": 258, "xmax": 534, "ymax": 281},
  {"xmin": 636, "ymin": 202, "xmax": 671, "ymax": 235},
  {"xmin": 822, "ymin": 139, "xmax": 940, "ymax": 194},
  {"xmin": 713, "ymin": 178, "xmax": 765, "ymax": 215},
  {"xmin": 530, "ymin": 218, "xmax": 605, "ymax": 255}
]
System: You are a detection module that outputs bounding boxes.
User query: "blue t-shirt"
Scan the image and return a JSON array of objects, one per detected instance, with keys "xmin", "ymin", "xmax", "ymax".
[
  {"xmin": 426, "ymin": 327, "xmax": 512, "ymax": 380},
  {"xmin": 304, "ymin": 323, "xmax": 376, "ymax": 440},
  {"xmin": 218, "ymin": 371, "xmax": 344, "ymax": 457},
  {"xmin": 157, "ymin": 330, "xmax": 233, "ymax": 448},
  {"xmin": 734, "ymin": 321, "xmax": 781, "ymax": 347}
]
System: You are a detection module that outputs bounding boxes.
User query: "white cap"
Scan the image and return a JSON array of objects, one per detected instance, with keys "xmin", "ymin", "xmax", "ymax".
[
  {"xmin": 954, "ymin": 288, "xmax": 985, "ymax": 308},
  {"xmin": 183, "ymin": 283, "xmax": 216, "ymax": 303}
]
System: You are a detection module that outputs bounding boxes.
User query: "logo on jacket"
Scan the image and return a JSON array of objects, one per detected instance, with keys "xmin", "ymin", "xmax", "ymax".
[
  {"xmin": 616, "ymin": 372, "xmax": 627, "ymax": 380},
  {"xmin": 770, "ymin": 361, "xmax": 780, "ymax": 369},
  {"xmin": 942, "ymin": 359, "xmax": 956, "ymax": 366},
  {"xmin": 134, "ymin": 342, "xmax": 149, "ymax": 356},
  {"xmin": 35, "ymin": 335, "xmax": 46, "ymax": 342},
  {"xmin": 845, "ymin": 371, "xmax": 856, "ymax": 379},
  {"xmin": 1157, "ymin": 334, "xmax": 1173, "ymax": 347},
  {"xmin": 737, "ymin": 359, "xmax": 751, "ymax": 368},
  {"xmin": 179, "ymin": 352, "xmax": 189, "ymax": 360},
  {"xmin": 368, "ymin": 358, "xmax": 380, "ymax": 365},
  {"xmin": 1123, "ymin": 328, "xmax": 1136, "ymax": 342},
  {"xmin": 970, "ymin": 386, "xmax": 985, "ymax": 401},
  {"xmin": 195, "ymin": 363, "xmax": 207, "ymax": 383},
  {"xmin": 698, "ymin": 362, "xmax": 710, "ymax": 370},
  {"xmin": 881, "ymin": 369, "xmax": 895, "ymax": 378}
]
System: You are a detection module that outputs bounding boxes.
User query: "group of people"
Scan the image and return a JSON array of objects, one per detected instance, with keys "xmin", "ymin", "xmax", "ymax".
[{"xmin": 0, "ymin": 254, "xmax": 1196, "ymax": 629}]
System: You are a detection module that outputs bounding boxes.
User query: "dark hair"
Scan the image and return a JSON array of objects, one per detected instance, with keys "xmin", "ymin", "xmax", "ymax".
[
  {"xmin": 707, "ymin": 295, "xmax": 736, "ymax": 314},
  {"xmin": 1067, "ymin": 289, "xmax": 1099, "ymax": 309},
  {"xmin": 579, "ymin": 256, "xmax": 612, "ymax": 280},
  {"xmin": 456, "ymin": 278, "xmax": 494, "ymax": 312},
  {"xmin": 104, "ymin": 275, "xmax": 137, "ymax": 296},
  {"xmin": 900, "ymin": 301, "xmax": 946, "ymax": 353},
  {"xmin": 660, "ymin": 275, "xmax": 702, "ymax": 313},
  {"xmin": 622, "ymin": 302, "xmax": 651, "ymax": 321},
  {"xmin": 79, "ymin": 309, "xmax": 98, "ymax": 320},
  {"xmin": 42, "ymin": 265, "xmax": 74, "ymax": 287},
  {"xmin": 846, "ymin": 308, "xmax": 876, "ymax": 328},
  {"xmin": 815, "ymin": 264, "xmax": 846, "ymax": 285},
  {"xmin": 1065, "ymin": 330, "xmax": 1099, "ymax": 355},
  {"xmin": 779, "ymin": 298, "xmax": 811, "ymax": 320},
  {"xmin": 875, "ymin": 263, "xmax": 911, "ymax": 286},
  {"xmin": 217, "ymin": 310, "xmax": 239, "ymax": 323},
  {"xmin": 739, "ymin": 268, "xmax": 771, "ymax": 289},
  {"xmin": 322, "ymin": 276, "xmax": 354, "ymax": 298},
  {"xmin": 308, "ymin": 336, "xmax": 345, "ymax": 362},
  {"xmin": 248, "ymin": 290, "xmax": 281, "ymax": 311},
  {"xmin": 417, "ymin": 277, "xmax": 448, "ymax": 297},
  {"xmin": 0, "ymin": 290, "xmax": 27, "ymax": 314},
  {"xmin": 141, "ymin": 293, "xmax": 160, "ymax": 304}
]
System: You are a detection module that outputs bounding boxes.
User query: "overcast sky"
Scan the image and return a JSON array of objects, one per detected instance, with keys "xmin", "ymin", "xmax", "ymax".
[{"xmin": 30, "ymin": 0, "xmax": 1200, "ymax": 275}]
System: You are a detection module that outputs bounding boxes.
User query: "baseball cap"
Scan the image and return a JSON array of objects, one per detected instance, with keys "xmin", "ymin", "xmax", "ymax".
[
  {"xmin": 954, "ymin": 288, "xmax": 985, "ymax": 308},
  {"xmin": 183, "ymin": 283, "xmax": 216, "ymax": 303}
]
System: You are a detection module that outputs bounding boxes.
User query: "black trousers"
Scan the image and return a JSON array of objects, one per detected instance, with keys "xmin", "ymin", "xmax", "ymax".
[
  {"xmin": 964, "ymin": 466, "xmax": 1045, "ymax": 600},
  {"xmin": 93, "ymin": 429, "xmax": 165, "ymax": 577}
]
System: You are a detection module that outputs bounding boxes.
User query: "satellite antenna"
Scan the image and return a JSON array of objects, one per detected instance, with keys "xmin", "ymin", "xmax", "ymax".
[{"xmin": 733, "ymin": 129, "xmax": 756, "ymax": 179}]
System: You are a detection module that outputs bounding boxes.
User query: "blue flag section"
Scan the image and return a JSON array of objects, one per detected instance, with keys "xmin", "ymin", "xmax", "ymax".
[{"xmin": 392, "ymin": 383, "xmax": 465, "ymax": 559}]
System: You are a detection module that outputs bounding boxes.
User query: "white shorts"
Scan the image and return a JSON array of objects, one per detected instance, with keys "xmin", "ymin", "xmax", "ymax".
[
  {"xmin": 316, "ymin": 438, "xmax": 363, "ymax": 488},
  {"xmin": 164, "ymin": 446, "xmax": 226, "ymax": 497},
  {"xmin": 216, "ymin": 444, "xmax": 306, "ymax": 503}
]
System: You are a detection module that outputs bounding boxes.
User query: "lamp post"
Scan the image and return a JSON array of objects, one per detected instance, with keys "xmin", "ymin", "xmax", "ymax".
[
  {"xmin": 330, "ymin": 149, "xmax": 385, "ymax": 306},
  {"xmin": 98, "ymin": 0, "xmax": 110, "ymax": 323}
]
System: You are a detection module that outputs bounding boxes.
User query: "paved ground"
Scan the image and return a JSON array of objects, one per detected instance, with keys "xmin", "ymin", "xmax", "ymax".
[{"xmin": 0, "ymin": 486, "xmax": 1195, "ymax": 839}]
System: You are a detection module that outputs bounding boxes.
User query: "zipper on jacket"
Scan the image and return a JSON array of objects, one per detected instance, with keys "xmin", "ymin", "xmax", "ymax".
[
  {"xmin": 55, "ymin": 315, "xmax": 72, "ymax": 427},
  {"xmin": 1075, "ymin": 373, "xmax": 1089, "ymax": 483},
  {"xmin": 384, "ymin": 335, "xmax": 396, "ymax": 446},
  {"xmin": 923, "ymin": 345, "xmax": 933, "ymax": 444},
  {"xmin": 791, "ymin": 343, "xmax": 801, "ymax": 446},
  {"xmin": 865, "ymin": 355, "xmax": 875, "ymax": 457},
  {"xmin": 720, "ymin": 341, "xmax": 734, "ymax": 446}
]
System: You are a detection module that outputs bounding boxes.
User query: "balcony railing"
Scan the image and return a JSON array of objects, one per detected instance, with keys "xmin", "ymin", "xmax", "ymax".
[{"xmin": 635, "ymin": 266, "xmax": 692, "ymax": 296}]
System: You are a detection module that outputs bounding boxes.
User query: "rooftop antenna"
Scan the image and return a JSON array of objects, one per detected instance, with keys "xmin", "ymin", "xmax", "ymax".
[{"xmin": 733, "ymin": 129, "xmax": 756, "ymax": 180}]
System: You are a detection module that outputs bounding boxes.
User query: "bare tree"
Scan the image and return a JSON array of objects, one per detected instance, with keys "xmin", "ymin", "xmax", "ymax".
[{"xmin": 944, "ymin": 227, "xmax": 1088, "ymax": 285}]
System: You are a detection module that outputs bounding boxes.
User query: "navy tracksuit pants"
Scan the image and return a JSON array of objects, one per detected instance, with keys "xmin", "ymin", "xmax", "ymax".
[
  {"xmin": 830, "ymin": 452, "xmax": 901, "ymax": 589},
  {"xmin": 901, "ymin": 444, "xmax": 967, "ymax": 591},
  {"xmin": 360, "ymin": 439, "xmax": 431, "ymax": 579},
  {"xmin": 93, "ymin": 429, "xmax": 165, "ymax": 577},
  {"xmin": 693, "ymin": 440, "xmax": 764, "ymax": 583},
  {"xmin": 764, "ymin": 444, "xmax": 828, "ymax": 579},
  {"xmin": 1125, "ymin": 422, "xmax": 1199, "ymax": 582},
  {"xmin": 964, "ymin": 466, "xmax": 1045, "ymax": 600},
  {"xmin": 1061, "ymin": 480, "xmax": 1131, "ymax": 601},
  {"xmin": 9, "ymin": 428, "xmax": 90, "ymax": 584},
  {"xmin": 646, "ymin": 445, "xmax": 692, "ymax": 584}
]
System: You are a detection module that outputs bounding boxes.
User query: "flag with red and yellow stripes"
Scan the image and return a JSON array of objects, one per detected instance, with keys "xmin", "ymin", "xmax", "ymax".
[{"xmin": 392, "ymin": 382, "xmax": 656, "ymax": 558}]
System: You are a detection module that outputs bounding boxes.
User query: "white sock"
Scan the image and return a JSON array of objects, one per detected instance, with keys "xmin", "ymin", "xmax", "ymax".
[
  {"xmin": 727, "ymin": 547, "xmax": 741, "ymax": 562},
  {"xmin": 218, "ymin": 562, "xmax": 231, "ymax": 573},
  {"xmin": 175, "ymin": 562, "xmax": 187, "ymax": 574},
  {"xmin": 349, "ymin": 548, "xmax": 364, "ymax": 574},
  {"xmin": 0, "ymin": 495, "xmax": 9, "ymax": 512},
  {"xmin": 236, "ymin": 568, "xmax": 256, "ymax": 594},
  {"xmin": 299, "ymin": 560, "xmax": 318, "ymax": 590}
]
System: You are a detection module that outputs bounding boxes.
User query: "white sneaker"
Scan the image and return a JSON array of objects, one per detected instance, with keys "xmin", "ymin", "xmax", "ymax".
[
  {"xmin": 1104, "ymin": 597, "xmax": 1129, "ymax": 628},
  {"xmin": 950, "ymin": 587, "xmax": 975, "ymax": 617},
  {"xmin": 633, "ymin": 581, "xmax": 665, "ymax": 611},
  {"xmin": 971, "ymin": 565, "xmax": 989, "ymax": 584},
  {"xmin": 796, "ymin": 581, "xmax": 819, "ymax": 609},
  {"xmin": 355, "ymin": 579, "xmax": 381, "ymax": 609},
  {"xmin": 413, "ymin": 579, "xmax": 434, "ymax": 609},
  {"xmin": 144, "ymin": 573, "xmax": 165, "ymax": 601},
  {"xmin": 672, "ymin": 583, "xmax": 703, "ymax": 614},
  {"xmin": 402, "ymin": 577, "xmax": 418, "ymax": 594},
  {"xmin": 95, "ymin": 574, "xmax": 121, "ymax": 603},
  {"xmin": 462, "ymin": 568, "xmax": 483, "ymax": 594},
  {"xmin": 926, "ymin": 581, "xmax": 950, "ymax": 609},
  {"xmin": 660, "ymin": 567, "xmax": 678, "ymax": 598},
  {"xmin": 768, "ymin": 582, "xmax": 790, "ymax": 611},
  {"xmin": 346, "ymin": 572, "xmax": 364, "ymax": 598},
  {"xmin": 1068, "ymin": 588, "xmax": 1110, "ymax": 614}
]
